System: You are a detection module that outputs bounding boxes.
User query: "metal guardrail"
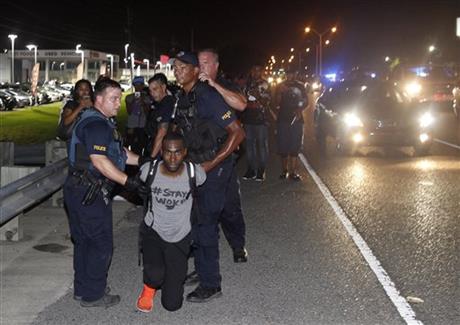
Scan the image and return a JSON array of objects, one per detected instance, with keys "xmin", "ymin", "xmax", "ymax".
[{"xmin": 0, "ymin": 159, "xmax": 68, "ymax": 226}]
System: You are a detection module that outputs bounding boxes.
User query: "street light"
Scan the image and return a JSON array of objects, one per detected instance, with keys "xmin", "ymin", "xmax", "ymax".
[
  {"xmin": 143, "ymin": 59, "xmax": 150, "ymax": 79},
  {"xmin": 428, "ymin": 45, "xmax": 436, "ymax": 53},
  {"xmin": 124, "ymin": 43, "xmax": 129, "ymax": 69},
  {"xmin": 26, "ymin": 44, "xmax": 37, "ymax": 65},
  {"xmin": 107, "ymin": 54, "xmax": 114, "ymax": 79},
  {"xmin": 59, "ymin": 62, "xmax": 65, "ymax": 82},
  {"xmin": 130, "ymin": 52, "xmax": 135, "ymax": 79},
  {"xmin": 8, "ymin": 34, "xmax": 17, "ymax": 84},
  {"xmin": 75, "ymin": 44, "xmax": 84, "ymax": 66},
  {"xmin": 304, "ymin": 26, "xmax": 337, "ymax": 76}
]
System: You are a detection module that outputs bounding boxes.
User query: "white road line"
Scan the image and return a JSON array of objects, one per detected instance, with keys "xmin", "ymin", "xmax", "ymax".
[
  {"xmin": 298, "ymin": 153, "xmax": 423, "ymax": 325},
  {"xmin": 434, "ymin": 138, "xmax": 460, "ymax": 150}
]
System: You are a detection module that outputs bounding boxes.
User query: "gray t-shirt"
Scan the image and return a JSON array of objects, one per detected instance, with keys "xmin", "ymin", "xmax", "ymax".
[{"xmin": 140, "ymin": 161, "xmax": 206, "ymax": 243}]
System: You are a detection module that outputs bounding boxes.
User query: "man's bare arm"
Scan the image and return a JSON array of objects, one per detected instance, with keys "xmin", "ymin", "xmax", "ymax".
[
  {"xmin": 200, "ymin": 120, "xmax": 245, "ymax": 172},
  {"xmin": 150, "ymin": 124, "xmax": 168, "ymax": 158}
]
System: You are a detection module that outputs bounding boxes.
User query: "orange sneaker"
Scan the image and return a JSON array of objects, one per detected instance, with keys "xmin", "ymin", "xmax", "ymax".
[{"xmin": 136, "ymin": 284, "xmax": 156, "ymax": 313}]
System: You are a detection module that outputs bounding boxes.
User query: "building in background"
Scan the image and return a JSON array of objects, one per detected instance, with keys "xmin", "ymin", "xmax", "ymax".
[{"xmin": 0, "ymin": 49, "xmax": 120, "ymax": 84}]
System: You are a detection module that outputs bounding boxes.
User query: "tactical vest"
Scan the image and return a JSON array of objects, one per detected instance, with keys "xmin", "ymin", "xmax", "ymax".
[
  {"xmin": 69, "ymin": 108, "xmax": 126, "ymax": 175},
  {"xmin": 174, "ymin": 83, "xmax": 228, "ymax": 164}
]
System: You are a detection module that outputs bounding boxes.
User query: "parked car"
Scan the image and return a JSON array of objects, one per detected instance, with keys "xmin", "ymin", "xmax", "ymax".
[
  {"xmin": 119, "ymin": 79, "xmax": 132, "ymax": 92},
  {"xmin": 314, "ymin": 79, "xmax": 436, "ymax": 156},
  {"xmin": 0, "ymin": 89, "xmax": 18, "ymax": 110},
  {"xmin": 5, "ymin": 89, "xmax": 33, "ymax": 108}
]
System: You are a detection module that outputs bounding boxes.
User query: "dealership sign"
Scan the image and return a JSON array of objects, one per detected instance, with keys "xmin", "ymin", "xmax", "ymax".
[{"xmin": 11, "ymin": 49, "xmax": 119, "ymax": 62}]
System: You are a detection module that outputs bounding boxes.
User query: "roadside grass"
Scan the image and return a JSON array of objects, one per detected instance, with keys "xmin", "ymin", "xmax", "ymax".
[{"xmin": 0, "ymin": 94, "xmax": 128, "ymax": 144}]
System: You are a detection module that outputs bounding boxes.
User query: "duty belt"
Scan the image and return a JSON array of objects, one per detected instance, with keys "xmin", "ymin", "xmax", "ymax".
[{"xmin": 69, "ymin": 169, "xmax": 115, "ymax": 205}]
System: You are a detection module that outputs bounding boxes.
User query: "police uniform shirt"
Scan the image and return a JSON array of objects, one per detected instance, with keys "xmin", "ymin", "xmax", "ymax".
[
  {"xmin": 193, "ymin": 82, "xmax": 237, "ymax": 129},
  {"xmin": 152, "ymin": 94, "xmax": 175, "ymax": 125},
  {"xmin": 76, "ymin": 118, "xmax": 114, "ymax": 175}
]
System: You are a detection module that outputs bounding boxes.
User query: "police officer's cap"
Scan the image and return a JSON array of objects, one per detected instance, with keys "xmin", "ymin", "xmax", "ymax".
[{"xmin": 175, "ymin": 51, "xmax": 199, "ymax": 67}]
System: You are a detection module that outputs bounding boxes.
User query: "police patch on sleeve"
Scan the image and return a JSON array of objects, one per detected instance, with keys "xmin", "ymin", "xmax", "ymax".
[
  {"xmin": 221, "ymin": 110, "xmax": 232, "ymax": 120},
  {"xmin": 93, "ymin": 145, "xmax": 107, "ymax": 152}
]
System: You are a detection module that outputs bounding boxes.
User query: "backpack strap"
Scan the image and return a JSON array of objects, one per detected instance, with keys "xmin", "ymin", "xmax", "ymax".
[
  {"xmin": 144, "ymin": 159, "xmax": 160, "ymax": 227},
  {"xmin": 185, "ymin": 162, "xmax": 199, "ymax": 225},
  {"xmin": 185, "ymin": 162, "xmax": 197, "ymax": 199}
]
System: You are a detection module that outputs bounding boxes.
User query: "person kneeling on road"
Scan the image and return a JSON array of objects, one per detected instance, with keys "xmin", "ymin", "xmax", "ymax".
[{"xmin": 136, "ymin": 131, "xmax": 206, "ymax": 312}]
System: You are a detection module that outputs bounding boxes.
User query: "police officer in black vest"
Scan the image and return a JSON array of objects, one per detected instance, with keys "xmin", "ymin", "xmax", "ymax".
[
  {"xmin": 172, "ymin": 52, "xmax": 245, "ymax": 302},
  {"xmin": 64, "ymin": 77, "xmax": 149, "ymax": 308},
  {"xmin": 145, "ymin": 73, "xmax": 175, "ymax": 158}
]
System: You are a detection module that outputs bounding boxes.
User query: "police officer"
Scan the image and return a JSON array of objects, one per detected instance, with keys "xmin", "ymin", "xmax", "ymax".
[
  {"xmin": 64, "ymin": 77, "xmax": 148, "ymax": 308},
  {"xmin": 172, "ymin": 51, "xmax": 245, "ymax": 303},
  {"xmin": 198, "ymin": 48, "xmax": 248, "ymax": 263},
  {"xmin": 145, "ymin": 73, "xmax": 175, "ymax": 158},
  {"xmin": 275, "ymin": 68, "xmax": 308, "ymax": 180}
]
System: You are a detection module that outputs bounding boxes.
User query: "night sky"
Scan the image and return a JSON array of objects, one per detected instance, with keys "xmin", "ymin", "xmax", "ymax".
[{"xmin": 1, "ymin": 0, "xmax": 459, "ymax": 75}]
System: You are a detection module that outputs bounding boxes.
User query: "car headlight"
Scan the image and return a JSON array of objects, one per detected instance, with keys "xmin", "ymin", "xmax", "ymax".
[
  {"xmin": 419, "ymin": 112, "xmax": 434, "ymax": 128},
  {"xmin": 343, "ymin": 112, "xmax": 363, "ymax": 127},
  {"xmin": 312, "ymin": 82, "xmax": 321, "ymax": 90},
  {"xmin": 405, "ymin": 82, "xmax": 422, "ymax": 97}
]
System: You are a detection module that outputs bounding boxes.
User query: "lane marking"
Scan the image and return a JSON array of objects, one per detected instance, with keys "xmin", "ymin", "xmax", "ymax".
[
  {"xmin": 434, "ymin": 138, "xmax": 460, "ymax": 150},
  {"xmin": 298, "ymin": 153, "xmax": 423, "ymax": 325}
]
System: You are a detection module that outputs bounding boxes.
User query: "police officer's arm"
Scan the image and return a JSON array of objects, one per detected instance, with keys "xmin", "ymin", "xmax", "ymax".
[
  {"xmin": 90, "ymin": 154, "xmax": 129, "ymax": 185},
  {"xmin": 200, "ymin": 120, "xmax": 245, "ymax": 173},
  {"xmin": 200, "ymin": 72, "xmax": 247, "ymax": 111},
  {"xmin": 213, "ymin": 83, "xmax": 247, "ymax": 111},
  {"xmin": 208, "ymin": 81, "xmax": 247, "ymax": 112},
  {"xmin": 150, "ymin": 123, "xmax": 168, "ymax": 158}
]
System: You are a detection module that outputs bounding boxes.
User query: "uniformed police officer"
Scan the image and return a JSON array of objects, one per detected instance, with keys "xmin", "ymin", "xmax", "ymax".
[
  {"xmin": 172, "ymin": 51, "xmax": 245, "ymax": 302},
  {"xmin": 64, "ymin": 77, "xmax": 148, "ymax": 308},
  {"xmin": 146, "ymin": 73, "xmax": 175, "ymax": 158},
  {"xmin": 198, "ymin": 48, "xmax": 248, "ymax": 262}
]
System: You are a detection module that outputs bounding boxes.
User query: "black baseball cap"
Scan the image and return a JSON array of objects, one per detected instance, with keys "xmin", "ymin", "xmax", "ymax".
[{"xmin": 175, "ymin": 51, "xmax": 199, "ymax": 67}]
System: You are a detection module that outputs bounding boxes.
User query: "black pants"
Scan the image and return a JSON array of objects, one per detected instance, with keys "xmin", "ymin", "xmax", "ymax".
[
  {"xmin": 219, "ymin": 164, "xmax": 246, "ymax": 250},
  {"xmin": 140, "ymin": 222, "xmax": 191, "ymax": 311},
  {"xmin": 64, "ymin": 179, "xmax": 113, "ymax": 302}
]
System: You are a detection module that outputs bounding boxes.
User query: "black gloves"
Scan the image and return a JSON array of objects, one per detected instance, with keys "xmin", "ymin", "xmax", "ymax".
[
  {"xmin": 124, "ymin": 175, "xmax": 150, "ymax": 199},
  {"xmin": 138, "ymin": 156, "xmax": 154, "ymax": 167}
]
